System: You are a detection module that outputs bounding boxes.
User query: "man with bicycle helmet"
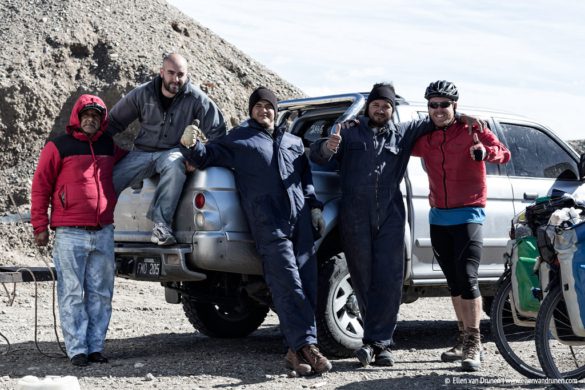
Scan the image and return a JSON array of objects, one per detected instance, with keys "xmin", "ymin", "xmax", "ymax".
[{"xmin": 412, "ymin": 80, "xmax": 511, "ymax": 371}]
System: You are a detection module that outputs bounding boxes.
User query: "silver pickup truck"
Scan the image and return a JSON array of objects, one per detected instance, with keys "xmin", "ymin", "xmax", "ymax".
[{"xmin": 113, "ymin": 93, "xmax": 585, "ymax": 356}]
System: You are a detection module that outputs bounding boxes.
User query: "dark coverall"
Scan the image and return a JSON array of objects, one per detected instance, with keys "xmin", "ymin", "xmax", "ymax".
[
  {"xmin": 181, "ymin": 119, "xmax": 323, "ymax": 351},
  {"xmin": 310, "ymin": 115, "xmax": 432, "ymax": 349}
]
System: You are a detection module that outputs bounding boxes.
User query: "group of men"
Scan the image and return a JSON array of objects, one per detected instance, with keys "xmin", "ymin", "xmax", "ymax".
[{"xmin": 31, "ymin": 52, "xmax": 510, "ymax": 374}]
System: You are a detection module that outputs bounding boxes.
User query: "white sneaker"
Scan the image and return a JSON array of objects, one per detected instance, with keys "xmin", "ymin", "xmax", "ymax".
[{"xmin": 151, "ymin": 223, "xmax": 176, "ymax": 246}]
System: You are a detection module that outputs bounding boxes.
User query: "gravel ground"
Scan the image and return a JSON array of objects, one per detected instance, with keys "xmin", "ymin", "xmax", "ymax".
[{"xmin": 1, "ymin": 270, "xmax": 569, "ymax": 390}]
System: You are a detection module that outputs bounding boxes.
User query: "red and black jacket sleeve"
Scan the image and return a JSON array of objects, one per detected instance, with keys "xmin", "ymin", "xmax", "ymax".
[{"xmin": 31, "ymin": 142, "xmax": 62, "ymax": 235}]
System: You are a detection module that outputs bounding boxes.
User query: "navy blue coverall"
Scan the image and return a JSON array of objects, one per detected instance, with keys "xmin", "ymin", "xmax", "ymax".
[
  {"xmin": 310, "ymin": 115, "xmax": 432, "ymax": 349},
  {"xmin": 181, "ymin": 119, "xmax": 323, "ymax": 351}
]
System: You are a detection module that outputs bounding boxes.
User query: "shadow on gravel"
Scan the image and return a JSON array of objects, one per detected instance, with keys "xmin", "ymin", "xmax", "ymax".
[
  {"xmin": 335, "ymin": 376, "xmax": 544, "ymax": 390},
  {"xmin": 394, "ymin": 318, "xmax": 492, "ymax": 350},
  {"xmin": 1, "ymin": 318, "xmax": 498, "ymax": 387},
  {"xmin": 1, "ymin": 327, "xmax": 287, "ymax": 387}
]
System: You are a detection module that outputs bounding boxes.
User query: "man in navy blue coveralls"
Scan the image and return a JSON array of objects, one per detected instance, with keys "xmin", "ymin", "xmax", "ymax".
[
  {"xmin": 310, "ymin": 83, "xmax": 434, "ymax": 367},
  {"xmin": 180, "ymin": 87, "xmax": 332, "ymax": 376}
]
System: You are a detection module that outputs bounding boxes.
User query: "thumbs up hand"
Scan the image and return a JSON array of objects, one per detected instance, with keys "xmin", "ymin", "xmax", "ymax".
[
  {"xmin": 325, "ymin": 119, "xmax": 358, "ymax": 153},
  {"xmin": 181, "ymin": 119, "xmax": 208, "ymax": 148},
  {"xmin": 470, "ymin": 132, "xmax": 486, "ymax": 161},
  {"xmin": 326, "ymin": 124, "xmax": 342, "ymax": 153}
]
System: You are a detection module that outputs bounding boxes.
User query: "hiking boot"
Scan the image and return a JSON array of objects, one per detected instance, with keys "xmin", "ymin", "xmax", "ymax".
[
  {"xmin": 151, "ymin": 223, "xmax": 176, "ymax": 246},
  {"xmin": 70, "ymin": 353, "xmax": 88, "ymax": 367},
  {"xmin": 285, "ymin": 349, "xmax": 312, "ymax": 376},
  {"xmin": 355, "ymin": 344, "xmax": 374, "ymax": 367},
  {"xmin": 461, "ymin": 327, "xmax": 482, "ymax": 371},
  {"xmin": 373, "ymin": 346, "xmax": 394, "ymax": 366},
  {"xmin": 299, "ymin": 344, "xmax": 332, "ymax": 374},
  {"xmin": 441, "ymin": 330, "xmax": 465, "ymax": 362}
]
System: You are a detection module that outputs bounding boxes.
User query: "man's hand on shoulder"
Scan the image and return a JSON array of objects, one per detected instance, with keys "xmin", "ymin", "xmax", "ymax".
[{"xmin": 459, "ymin": 113, "xmax": 487, "ymax": 135}]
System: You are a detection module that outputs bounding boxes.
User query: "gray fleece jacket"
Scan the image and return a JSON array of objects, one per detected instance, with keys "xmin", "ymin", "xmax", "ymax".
[{"xmin": 107, "ymin": 76, "xmax": 226, "ymax": 151}]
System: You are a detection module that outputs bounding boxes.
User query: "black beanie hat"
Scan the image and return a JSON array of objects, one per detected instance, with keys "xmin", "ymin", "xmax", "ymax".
[
  {"xmin": 248, "ymin": 86, "xmax": 278, "ymax": 117},
  {"xmin": 365, "ymin": 83, "xmax": 396, "ymax": 117}
]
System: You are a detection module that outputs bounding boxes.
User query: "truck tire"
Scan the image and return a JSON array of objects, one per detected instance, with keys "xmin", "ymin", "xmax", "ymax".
[
  {"xmin": 316, "ymin": 252, "xmax": 363, "ymax": 357},
  {"xmin": 182, "ymin": 298, "xmax": 269, "ymax": 338}
]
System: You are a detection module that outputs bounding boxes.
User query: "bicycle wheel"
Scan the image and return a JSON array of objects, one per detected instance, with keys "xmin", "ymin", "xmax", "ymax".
[
  {"xmin": 490, "ymin": 274, "xmax": 544, "ymax": 378},
  {"xmin": 535, "ymin": 284, "xmax": 585, "ymax": 385}
]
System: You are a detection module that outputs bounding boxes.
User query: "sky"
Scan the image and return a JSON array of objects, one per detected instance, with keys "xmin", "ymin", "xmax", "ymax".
[{"xmin": 168, "ymin": 0, "xmax": 585, "ymax": 141}]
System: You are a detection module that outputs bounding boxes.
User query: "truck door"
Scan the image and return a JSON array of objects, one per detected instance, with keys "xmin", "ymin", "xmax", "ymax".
[{"xmin": 493, "ymin": 120, "xmax": 582, "ymax": 213}]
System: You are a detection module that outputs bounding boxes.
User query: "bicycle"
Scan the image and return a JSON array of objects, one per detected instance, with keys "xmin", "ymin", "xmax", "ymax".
[
  {"xmin": 490, "ymin": 195, "xmax": 581, "ymax": 379},
  {"xmin": 534, "ymin": 218, "xmax": 585, "ymax": 388}
]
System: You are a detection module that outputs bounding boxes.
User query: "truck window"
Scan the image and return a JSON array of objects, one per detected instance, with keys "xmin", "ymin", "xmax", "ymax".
[
  {"xmin": 303, "ymin": 119, "xmax": 330, "ymax": 146},
  {"xmin": 499, "ymin": 123, "xmax": 579, "ymax": 180}
]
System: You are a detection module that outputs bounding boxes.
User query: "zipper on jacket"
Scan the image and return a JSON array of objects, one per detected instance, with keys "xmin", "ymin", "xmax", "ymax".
[
  {"xmin": 60, "ymin": 190, "xmax": 66, "ymax": 208},
  {"xmin": 159, "ymin": 112, "xmax": 167, "ymax": 142},
  {"xmin": 373, "ymin": 134, "xmax": 380, "ymax": 231},
  {"xmin": 440, "ymin": 128, "xmax": 448, "ymax": 208},
  {"xmin": 89, "ymin": 141, "xmax": 101, "ymax": 226}
]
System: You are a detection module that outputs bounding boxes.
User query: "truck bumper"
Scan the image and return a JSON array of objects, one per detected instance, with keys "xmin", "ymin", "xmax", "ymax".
[
  {"xmin": 114, "ymin": 243, "xmax": 207, "ymax": 282},
  {"xmin": 189, "ymin": 231, "xmax": 263, "ymax": 276}
]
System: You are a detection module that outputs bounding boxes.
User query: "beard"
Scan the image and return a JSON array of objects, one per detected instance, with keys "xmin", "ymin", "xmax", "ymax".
[
  {"xmin": 257, "ymin": 118, "xmax": 274, "ymax": 129},
  {"xmin": 368, "ymin": 114, "xmax": 390, "ymax": 128},
  {"xmin": 163, "ymin": 79, "xmax": 181, "ymax": 95}
]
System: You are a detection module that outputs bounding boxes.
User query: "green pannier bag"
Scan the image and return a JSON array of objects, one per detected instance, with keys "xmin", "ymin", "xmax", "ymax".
[{"xmin": 511, "ymin": 236, "xmax": 540, "ymax": 317}]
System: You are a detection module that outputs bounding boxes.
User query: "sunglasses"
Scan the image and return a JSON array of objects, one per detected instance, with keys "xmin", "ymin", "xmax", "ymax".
[{"xmin": 428, "ymin": 101, "xmax": 454, "ymax": 109}]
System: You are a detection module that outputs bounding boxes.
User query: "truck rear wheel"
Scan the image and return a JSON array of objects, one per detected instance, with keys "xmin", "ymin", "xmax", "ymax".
[
  {"xmin": 316, "ymin": 252, "xmax": 363, "ymax": 357},
  {"xmin": 182, "ymin": 298, "xmax": 269, "ymax": 338}
]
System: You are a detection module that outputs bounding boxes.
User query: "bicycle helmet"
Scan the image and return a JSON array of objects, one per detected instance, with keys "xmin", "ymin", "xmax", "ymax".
[{"xmin": 424, "ymin": 80, "xmax": 459, "ymax": 101}]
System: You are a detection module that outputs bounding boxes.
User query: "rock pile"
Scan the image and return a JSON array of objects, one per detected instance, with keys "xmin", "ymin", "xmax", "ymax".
[{"xmin": 0, "ymin": 0, "xmax": 303, "ymax": 262}]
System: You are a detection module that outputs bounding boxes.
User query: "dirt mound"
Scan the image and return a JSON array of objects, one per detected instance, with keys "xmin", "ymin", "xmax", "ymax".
[{"xmin": 0, "ymin": 0, "xmax": 303, "ymax": 262}]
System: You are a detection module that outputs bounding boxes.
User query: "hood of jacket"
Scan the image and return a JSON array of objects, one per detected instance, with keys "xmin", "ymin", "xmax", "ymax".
[{"xmin": 66, "ymin": 94, "xmax": 109, "ymax": 141}]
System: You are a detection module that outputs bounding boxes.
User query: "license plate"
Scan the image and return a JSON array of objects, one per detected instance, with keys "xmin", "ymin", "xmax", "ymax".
[{"xmin": 135, "ymin": 257, "xmax": 161, "ymax": 279}]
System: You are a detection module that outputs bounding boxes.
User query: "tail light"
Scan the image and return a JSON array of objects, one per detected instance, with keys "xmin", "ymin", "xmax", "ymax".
[{"xmin": 195, "ymin": 193, "xmax": 205, "ymax": 209}]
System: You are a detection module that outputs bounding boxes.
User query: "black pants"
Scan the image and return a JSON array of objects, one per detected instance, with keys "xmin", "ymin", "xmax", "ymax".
[{"xmin": 430, "ymin": 223, "xmax": 483, "ymax": 299}]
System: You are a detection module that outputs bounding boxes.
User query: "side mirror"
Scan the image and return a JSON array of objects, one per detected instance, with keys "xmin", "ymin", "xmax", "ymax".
[{"xmin": 580, "ymin": 153, "xmax": 585, "ymax": 180}]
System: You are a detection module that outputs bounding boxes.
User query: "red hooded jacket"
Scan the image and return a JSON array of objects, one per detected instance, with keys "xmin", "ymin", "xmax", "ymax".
[
  {"xmin": 31, "ymin": 94, "xmax": 127, "ymax": 234},
  {"xmin": 412, "ymin": 120, "xmax": 510, "ymax": 209}
]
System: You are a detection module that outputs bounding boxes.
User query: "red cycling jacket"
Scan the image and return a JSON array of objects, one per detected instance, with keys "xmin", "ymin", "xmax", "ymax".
[
  {"xmin": 412, "ymin": 120, "xmax": 511, "ymax": 209},
  {"xmin": 31, "ymin": 95, "xmax": 127, "ymax": 234}
]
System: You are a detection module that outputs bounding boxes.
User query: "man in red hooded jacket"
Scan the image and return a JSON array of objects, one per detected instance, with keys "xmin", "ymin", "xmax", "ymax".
[{"xmin": 31, "ymin": 94, "xmax": 126, "ymax": 367}]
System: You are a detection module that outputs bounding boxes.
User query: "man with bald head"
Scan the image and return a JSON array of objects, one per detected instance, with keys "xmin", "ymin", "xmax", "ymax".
[{"xmin": 108, "ymin": 53, "xmax": 226, "ymax": 245}]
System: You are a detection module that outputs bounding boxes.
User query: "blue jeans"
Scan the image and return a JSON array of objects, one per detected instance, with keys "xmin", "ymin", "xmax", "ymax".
[
  {"xmin": 113, "ymin": 148, "xmax": 186, "ymax": 226},
  {"xmin": 53, "ymin": 225, "xmax": 115, "ymax": 358}
]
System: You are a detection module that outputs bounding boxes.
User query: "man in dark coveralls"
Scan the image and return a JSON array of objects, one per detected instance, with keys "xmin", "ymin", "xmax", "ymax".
[{"xmin": 180, "ymin": 87, "xmax": 331, "ymax": 376}]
